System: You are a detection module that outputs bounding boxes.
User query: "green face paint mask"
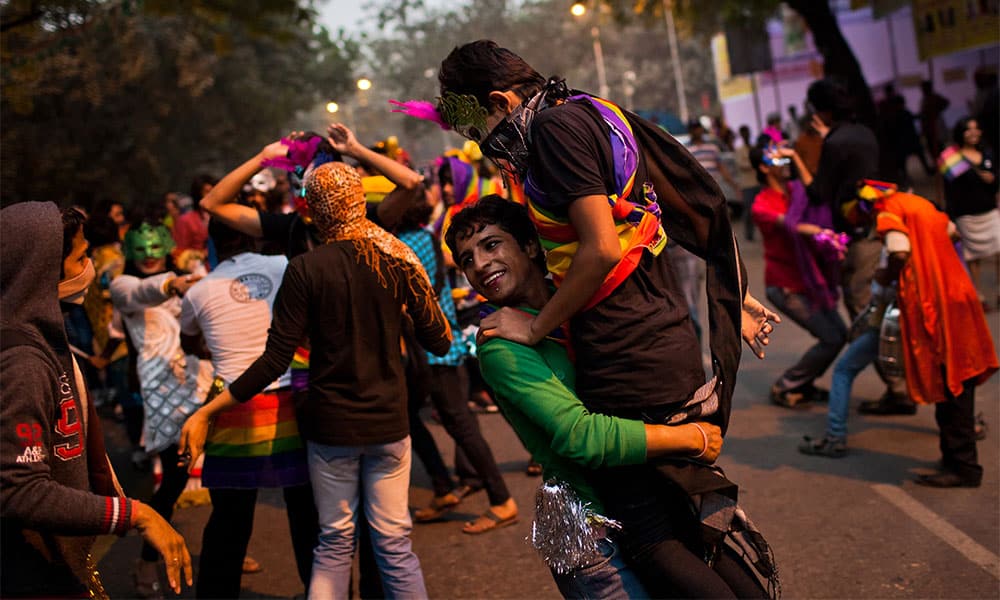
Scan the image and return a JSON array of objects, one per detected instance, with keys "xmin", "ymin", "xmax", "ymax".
[
  {"xmin": 124, "ymin": 222, "xmax": 174, "ymax": 261},
  {"xmin": 437, "ymin": 92, "xmax": 491, "ymax": 143}
]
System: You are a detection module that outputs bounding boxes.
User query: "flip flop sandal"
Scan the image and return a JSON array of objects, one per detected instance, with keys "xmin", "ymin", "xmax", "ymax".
[
  {"xmin": 413, "ymin": 492, "xmax": 461, "ymax": 523},
  {"xmin": 242, "ymin": 556, "xmax": 263, "ymax": 574},
  {"xmin": 462, "ymin": 508, "xmax": 518, "ymax": 535}
]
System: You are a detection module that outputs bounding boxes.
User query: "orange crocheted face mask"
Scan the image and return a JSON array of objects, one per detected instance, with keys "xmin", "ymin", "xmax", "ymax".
[{"xmin": 305, "ymin": 162, "xmax": 367, "ymax": 243}]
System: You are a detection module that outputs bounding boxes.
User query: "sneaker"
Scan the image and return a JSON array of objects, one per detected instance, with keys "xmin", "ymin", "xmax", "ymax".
[
  {"xmin": 133, "ymin": 559, "xmax": 164, "ymax": 599},
  {"xmin": 798, "ymin": 435, "xmax": 847, "ymax": 458},
  {"xmin": 770, "ymin": 385, "xmax": 808, "ymax": 408}
]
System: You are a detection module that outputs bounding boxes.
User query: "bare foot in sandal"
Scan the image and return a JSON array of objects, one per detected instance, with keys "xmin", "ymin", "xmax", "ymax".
[
  {"xmin": 462, "ymin": 498, "xmax": 518, "ymax": 534},
  {"xmin": 414, "ymin": 491, "xmax": 461, "ymax": 523}
]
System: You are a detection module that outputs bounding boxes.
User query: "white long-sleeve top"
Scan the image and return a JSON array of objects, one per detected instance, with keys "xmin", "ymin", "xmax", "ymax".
[{"xmin": 110, "ymin": 272, "xmax": 211, "ymax": 454}]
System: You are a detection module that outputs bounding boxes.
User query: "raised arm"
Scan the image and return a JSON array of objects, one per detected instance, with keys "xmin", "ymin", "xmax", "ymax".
[
  {"xmin": 199, "ymin": 140, "xmax": 293, "ymax": 238},
  {"xmin": 327, "ymin": 123, "xmax": 424, "ymax": 191}
]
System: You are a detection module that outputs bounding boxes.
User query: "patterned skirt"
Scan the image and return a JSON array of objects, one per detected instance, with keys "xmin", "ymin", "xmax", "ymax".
[{"xmin": 202, "ymin": 388, "xmax": 308, "ymax": 489}]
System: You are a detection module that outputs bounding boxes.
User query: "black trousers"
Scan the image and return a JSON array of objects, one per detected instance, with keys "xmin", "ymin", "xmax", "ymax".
[
  {"xmin": 141, "ymin": 444, "xmax": 189, "ymax": 562},
  {"xmin": 936, "ymin": 378, "xmax": 982, "ymax": 482},
  {"xmin": 408, "ymin": 373, "xmax": 456, "ymax": 497},
  {"xmin": 765, "ymin": 287, "xmax": 847, "ymax": 391},
  {"xmin": 599, "ymin": 466, "xmax": 768, "ymax": 599},
  {"xmin": 429, "ymin": 364, "xmax": 510, "ymax": 506},
  {"xmin": 196, "ymin": 485, "xmax": 318, "ymax": 599}
]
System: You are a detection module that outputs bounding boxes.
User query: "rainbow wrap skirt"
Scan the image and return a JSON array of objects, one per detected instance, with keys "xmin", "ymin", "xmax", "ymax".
[{"xmin": 202, "ymin": 388, "xmax": 309, "ymax": 489}]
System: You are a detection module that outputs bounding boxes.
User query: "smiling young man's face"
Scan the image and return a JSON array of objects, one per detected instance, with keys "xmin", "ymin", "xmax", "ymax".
[{"xmin": 454, "ymin": 223, "xmax": 540, "ymax": 307}]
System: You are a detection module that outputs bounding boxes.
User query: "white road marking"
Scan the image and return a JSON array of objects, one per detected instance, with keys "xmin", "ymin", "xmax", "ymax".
[{"xmin": 872, "ymin": 483, "xmax": 1000, "ymax": 580}]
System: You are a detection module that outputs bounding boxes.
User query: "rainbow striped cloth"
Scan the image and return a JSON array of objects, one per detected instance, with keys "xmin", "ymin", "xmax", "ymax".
[
  {"xmin": 938, "ymin": 145, "xmax": 972, "ymax": 181},
  {"xmin": 202, "ymin": 388, "xmax": 308, "ymax": 489}
]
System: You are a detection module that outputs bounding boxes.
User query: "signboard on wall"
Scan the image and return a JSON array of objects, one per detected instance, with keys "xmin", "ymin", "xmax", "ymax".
[
  {"xmin": 911, "ymin": 0, "xmax": 1000, "ymax": 60},
  {"xmin": 711, "ymin": 34, "xmax": 754, "ymax": 101}
]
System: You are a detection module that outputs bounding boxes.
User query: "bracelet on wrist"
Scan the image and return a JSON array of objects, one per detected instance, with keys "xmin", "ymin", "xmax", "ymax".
[{"xmin": 691, "ymin": 423, "xmax": 709, "ymax": 459}]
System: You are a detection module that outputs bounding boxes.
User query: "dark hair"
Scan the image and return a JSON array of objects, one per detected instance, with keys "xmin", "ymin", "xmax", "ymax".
[
  {"xmin": 439, "ymin": 40, "xmax": 546, "ymax": 111},
  {"xmin": 952, "ymin": 116, "xmax": 979, "ymax": 147},
  {"xmin": 807, "ymin": 78, "xmax": 854, "ymax": 121},
  {"xmin": 748, "ymin": 146, "xmax": 767, "ymax": 185},
  {"xmin": 208, "ymin": 217, "xmax": 252, "ymax": 260},
  {"xmin": 302, "ymin": 132, "xmax": 342, "ymax": 166},
  {"xmin": 445, "ymin": 195, "xmax": 546, "ymax": 274},
  {"xmin": 396, "ymin": 194, "xmax": 435, "ymax": 233},
  {"xmin": 83, "ymin": 213, "xmax": 121, "ymax": 247},
  {"xmin": 190, "ymin": 173, "xmax": 218, "ymax": 203},
  {"xmin": 94, "ymin": 198, "xmax": 124, "ymax": 218},
  {"xmin": 60, "ymin": 207, "xmax": 87, "ymax": 275}
]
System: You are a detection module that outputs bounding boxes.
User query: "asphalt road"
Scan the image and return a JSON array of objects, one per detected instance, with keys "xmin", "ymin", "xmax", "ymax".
[{"xmin": 93, "ymin": 192, "xmax": 1000, "ymax": 599}]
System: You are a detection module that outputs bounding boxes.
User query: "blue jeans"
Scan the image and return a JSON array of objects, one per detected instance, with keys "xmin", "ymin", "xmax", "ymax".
[
  {"xmin": 828, "ymin": 329, "xmax": 879, "ymax": 439},
  {"xmin": 306, "ymin": 437, "xmax": 427, "ymax": 600},
  {"xmin": 550, "ymin": 538, "xmax": 648, "ymax": 599}
]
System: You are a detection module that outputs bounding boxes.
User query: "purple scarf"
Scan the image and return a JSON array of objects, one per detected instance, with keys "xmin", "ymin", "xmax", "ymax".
[{"xmin": 783, "ymin": 180, "xmax": 842, "ymax": 311}]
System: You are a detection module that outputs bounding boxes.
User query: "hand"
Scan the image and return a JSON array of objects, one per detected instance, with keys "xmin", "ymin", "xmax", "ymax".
[
  {"xmin": 689, "ymin": 421, "xmax": 723, "ymax": 463},
  {"xmin": 810, "ymin": 113, "xmax": 830, "ymax": 139},
  {"xmin": 772, "ymin": 146, "xmax": 797, "ymax": 159},
  {"xmin": 260, "ymin": 139, "xmax": 290, "ymax": 162},
  {"xmin": 131, "ymin": 501, "xmax": 193, "ymax": 594},
  {"xmin": 977, "ymin": 169, "xmax": 995, "ymax": 184},
  {"xmin": 477, "ymin": 307, "xmax": 540, "ymax": 346},
  {"xmin": 178, "ymin": 408, "xmax": 212, "ymax": 474},
  {"xmin": 169, "ymin": 274, "xmax": 202, "ymax": 297},
  {"xmin": 742, "ymin": 293, "xmax": 781, "ymax": 359},
  {"xmin": 795, "ymin": 223, "xmax": 823, "ymax": 236},
  {"xmin": 326, "ymin": 123, "xmax": 362, "ymax": 157}
]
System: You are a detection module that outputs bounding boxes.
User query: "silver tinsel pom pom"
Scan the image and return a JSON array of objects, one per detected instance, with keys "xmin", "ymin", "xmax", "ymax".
[{"xmin": 530, "ymin": 480, "xmax": 621, "ymax": 574}]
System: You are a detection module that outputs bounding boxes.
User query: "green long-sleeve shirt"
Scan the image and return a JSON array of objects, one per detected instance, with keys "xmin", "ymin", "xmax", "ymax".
[{"xmin": 477, "ymin": 335, "xmax": 648, "ymax": 513}]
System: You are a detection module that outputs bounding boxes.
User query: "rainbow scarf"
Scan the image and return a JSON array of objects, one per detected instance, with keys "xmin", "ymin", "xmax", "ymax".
[
  {"xmin": 938, "ymin": 145, "xmax": 972, "ymax": 182},
  {"xmin": 523, "ymin": 95, "xmax": 667, "ymax": 310}
]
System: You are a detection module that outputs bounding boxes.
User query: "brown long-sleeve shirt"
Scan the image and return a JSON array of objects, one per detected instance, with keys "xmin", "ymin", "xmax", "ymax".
[{"xmin": 230, "ymin": 240, "xmax": 451, "ymax": 446}]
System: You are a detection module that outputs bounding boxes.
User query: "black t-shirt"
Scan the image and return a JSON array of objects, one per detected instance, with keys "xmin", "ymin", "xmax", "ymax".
[
  {"xmin": 805, "ymin": 122, "xmax": 879, "ymax": 236},
  {"xmin": 528, "ymin": 100, "xmax": 706, "ymax": 414},
  {"xmin": 944, "ymin": 151, "xmax": 999, "ymax": 219},
  {"xmin": 257, "ymin": 204, "xmax": 384, "ymax": 259}
]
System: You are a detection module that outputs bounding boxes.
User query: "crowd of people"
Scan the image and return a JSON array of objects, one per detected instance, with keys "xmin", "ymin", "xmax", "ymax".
[{"xmin": 2, "ymin": 38, "xmax": 997, "ymax": 600}]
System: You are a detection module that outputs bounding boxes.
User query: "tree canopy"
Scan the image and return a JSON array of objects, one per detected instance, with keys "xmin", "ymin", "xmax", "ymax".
[
  {"xmin": 1, "ymin": 0, "xmax": 358, "ymax": 209},
  {"xmin": 356, "ymin": 0, "xmax": 720, "ymax": 162}
]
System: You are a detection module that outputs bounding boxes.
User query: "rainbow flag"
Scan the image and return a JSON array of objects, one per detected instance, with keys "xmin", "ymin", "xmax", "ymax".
[{"xmin": 938, "ymin": 145, "xmax": 972, "ymax": 182}]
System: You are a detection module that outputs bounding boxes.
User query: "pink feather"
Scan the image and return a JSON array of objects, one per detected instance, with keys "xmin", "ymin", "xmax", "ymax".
[
  {"xmin": 261, "ymin": 137, "xmax": 323, "ymax": 172},
  {"xmin": 389, "ymin": 99, "xmax": 451, "ymax": 130}
]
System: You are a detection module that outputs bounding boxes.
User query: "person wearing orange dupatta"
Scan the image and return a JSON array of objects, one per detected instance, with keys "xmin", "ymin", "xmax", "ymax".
[{"xmin": 870, "ymin": 180, "xmax": 997, "ymax": 486}]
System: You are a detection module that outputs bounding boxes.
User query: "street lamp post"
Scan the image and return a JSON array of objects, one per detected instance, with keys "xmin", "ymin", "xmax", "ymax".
[
  {"xmin": 571, "ymin": 3, "xmax": 610, "ymax": 100},
  {"xmin": 661, "ymin": 0, "xmax": 690, "ymax": 124},
  {"xmin": 623, "ymin": 70, "xmax": 637, "ymax": 111}
]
